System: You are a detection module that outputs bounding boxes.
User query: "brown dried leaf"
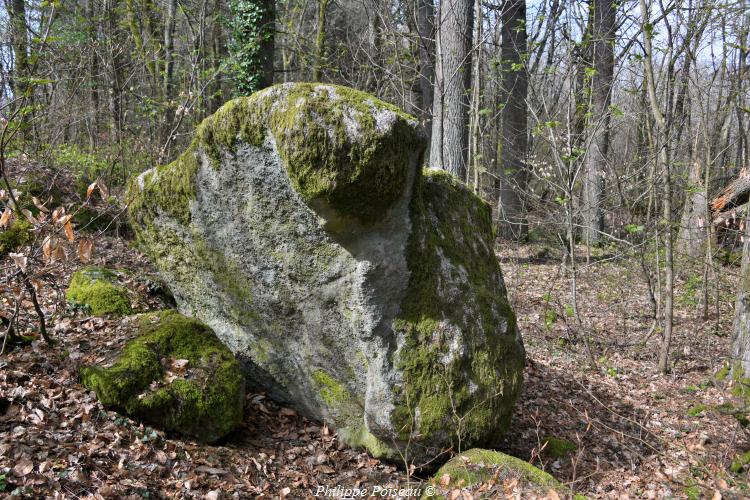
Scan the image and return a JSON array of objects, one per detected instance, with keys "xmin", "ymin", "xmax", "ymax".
[
  {"xmin": 10, "ymin": 252, "xmax": 27, "ymax": 272},
  {"xmin": 51, "ymin": 207, "xmax": 65, "ymax": 223},
  {"xmin": 57, "ymin": 214, "xmax": 73, "ymax": 226},
  {"xmin": 53, "ymin": 243, "xmax": 67, "ymax": 262},
  {"xmin": 32, "ymin": 196, "xmax": 49, "ymax": 212},
  {"xmin": 0, "ymin": 207, "xmax": 12, "ymax": 227},
  {"xmin": 42, "ymin": 236, "xmax": 54, "ymax": 259},
  {"xmin": 14, "ymin": 457, "xmax": 33, "ymax": 476},
  {"xmin": 21, "ymin": 208, "xmax": 37, "ymax": 223},
  {"xmin": 98, "ymin": 179, "xmax": 110, "ymax": 200},
  {"xmin": 439, "ymin": 473, "xmax": 451, "ymax": 487},
  {"xmin": 78, "ymin": 238, "xmax": 94, "ymax": 262},
  {"xmin": 87, "ymin": 181, "xmax": 97, "ymax": 198},
  {"xmin": 64, "ymin": 220, "xmax": 75, "ymax": 241}
]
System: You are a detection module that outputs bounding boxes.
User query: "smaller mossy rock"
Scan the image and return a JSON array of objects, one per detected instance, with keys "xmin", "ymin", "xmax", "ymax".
[
  {"xmin": 67, "ymin": 266, "xmax": 132, "ymax": 317},
  {"xmin": 427, "ymin": 449, "xmax": 562, "ymax": 498},
  {"xmin": 730, "ymin": 450, "xmax": 750, "ymax": 473},
  {"xmin": 686, "ymin": 404, "xmax": 709, "ymax": 417},
  {"xmin": 0, "ymin": 219, "xmax": 32, "ymax": 258},
  {"xmin": 542, "ymin": 436, "xmax": 577, "ymax": 458},
  {"xmin": 80, "ymin": 310, "xmax": 245, "ymax": 443}
]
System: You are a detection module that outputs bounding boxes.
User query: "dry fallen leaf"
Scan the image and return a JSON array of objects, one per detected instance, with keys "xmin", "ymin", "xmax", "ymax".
[
  {"xmin": 280, "ymin": 487, "xmax": 291, "ymax": 499},
  {"xmin": 78, "ymin": 237, "xmax": 94, "ymax": 262},
  {"xmin": 64, "ymin": 220, "xmax": 75, "ymax": 241},
  {"xmin": 10, "ymin": 252, "xmax": 27, "ymax": 272},
  {"xmin": 14, "ymin": 457, "xmax": 34, "ymax": 476},
  {"xmin": 0, "ymin": 206, "xmax": 12, "ymax": 227},
  {"xmin": 439, "ymin": 473, "xmax": 451, "ymax": 487}
]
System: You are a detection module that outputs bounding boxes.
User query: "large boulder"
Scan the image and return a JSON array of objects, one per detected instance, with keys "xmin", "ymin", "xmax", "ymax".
[{"xmin": 127, "ymin": 83, "xmax": 525, "ymax": 464}]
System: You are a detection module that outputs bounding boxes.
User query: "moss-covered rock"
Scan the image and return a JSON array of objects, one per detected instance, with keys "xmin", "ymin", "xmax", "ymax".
[
  {"xmin": 0, "ymin": 219, "xmax": 32, "ymax": 258},
  {"xmin": 542, "ymin": 436, "xmax": 577, "ymax": 458},
  {"xmin": 425, "ymin": 449, "xmax": 562, "ymax": 498},
  {"xmin": 127, "ymin": 83, "xmax": 524, "ymax": 464},
  {"xmin": 80, "ymin": 310, "xmax": 245, "ymax": 443},
  {"xmin": 67, "ymin": 266, "xmax": 132, "ymax": 317}
]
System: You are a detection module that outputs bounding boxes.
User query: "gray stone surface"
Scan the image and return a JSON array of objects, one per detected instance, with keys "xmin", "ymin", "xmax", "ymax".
[{"xmin": 128, "ymin": 83, "xmax": 525, "ymax": 464}]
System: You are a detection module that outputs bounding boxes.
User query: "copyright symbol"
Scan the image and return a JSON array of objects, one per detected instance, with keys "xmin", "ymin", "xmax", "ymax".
[{"xmin": 424, "ymin": 485, "xmax": 436, "ymax": 497}]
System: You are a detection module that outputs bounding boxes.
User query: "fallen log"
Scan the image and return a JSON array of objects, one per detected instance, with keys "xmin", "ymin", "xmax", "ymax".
[{"xmin": 712, "ymin": 168, "xmax": 750, "ymax": 225}]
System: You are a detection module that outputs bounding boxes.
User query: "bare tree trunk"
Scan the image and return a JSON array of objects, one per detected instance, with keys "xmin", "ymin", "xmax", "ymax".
[
  {"xmin": 497, "ymin": 0, "xmax": 528, "ymax": 239},
  {"xmin": 7, "ymin": 0, "xmax": 29, "ymax": 98},
  {"xmin": 87, "ymin": 0, "xmax": 100, "ymax": 148},
  {"xmin": 733, "ymin": 205, "xmax": 750, "ymax": 376},
  {"xmin": 679, "ymin": 157, "xmax": 708, "ymax": 258},
  {"xmin": 640, "ymin": 0, "xmax": 674, "ymax": 374},
  {"xmin": 468, "ymin": 0, "xmax": 482, "ymax": 188},
  {"xmin": 429, "ymin": 0, "xmax": 473, "ymax": 179},
  {"xmin": 408, "ymin": 0, "xmax": 435, "ymax": 147},
  {"xmin": 163, "ymin": 0, "xmax": 178, "ymax": 100},
  {"xmin": 582, "ymin": 0, "xmax": 615, "ymax": 246}
]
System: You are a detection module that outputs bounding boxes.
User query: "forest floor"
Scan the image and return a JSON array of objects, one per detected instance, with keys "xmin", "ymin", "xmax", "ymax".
[{"xmin": 1, "ymin": 224, "xmax": 750, "ymax": 498}]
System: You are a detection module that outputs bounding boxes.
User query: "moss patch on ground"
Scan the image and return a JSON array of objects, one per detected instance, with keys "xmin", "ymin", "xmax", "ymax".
[
  {"xmin": 66, "ymin": 266, "xmax": 132, "ymax": 317},
  {"xmin": 427, "ymin": 448, "xmax": 562, "ymax": 497},
  {"xmin": 80, "ymin": 310, "xmax": 245, "ymax": 443},
  {"xmin": 0, "ymin": 219, "xmax": 32, "ymax": 258}
]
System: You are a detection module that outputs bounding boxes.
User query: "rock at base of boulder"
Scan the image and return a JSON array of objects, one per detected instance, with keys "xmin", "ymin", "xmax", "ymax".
[
  {"xmin": 426, "ymin": 448, "xmax": 562, "ymax": 498},
  {"xmin": 67, "ymin": 267, "xmax": 132, "ymax": 317},
  {"xmin": 80, "ymin": 310, "xmax": 245, "ymax": 443},
  {"xmin": 0, "ymin": 219, "xmax": 32, "ymax": 258}
]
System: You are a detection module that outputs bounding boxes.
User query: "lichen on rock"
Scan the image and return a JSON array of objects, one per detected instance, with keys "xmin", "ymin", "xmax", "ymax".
[
  {"xmin": 127, "ymin": 83, "xmax": 525, "ymax": 464},
  {"xmin": 67, "ymin": 266, "xmax": 132, "ymax": 317},
  {"xmin": 80, "ymin": 310, "xmax": 245, "ymax": 443}
]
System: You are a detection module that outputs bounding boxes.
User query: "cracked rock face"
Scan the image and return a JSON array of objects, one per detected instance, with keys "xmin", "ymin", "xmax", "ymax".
[{"xmin": 128, "ymin": 83, "xmax": 525, "ymax": 464}]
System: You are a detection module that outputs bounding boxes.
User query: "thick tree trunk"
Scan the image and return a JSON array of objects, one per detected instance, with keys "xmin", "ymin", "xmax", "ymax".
[
  {"xmin": 497, "ymin": 0, "xmax": 528, "ymax": 239},
  {"xmin": 258, "ymin": 0, "xmax": 275, "ymax": 90},
  {"xmin": 408, "ymin": 0, "xmax": 435, "ymax": 148},
  {"xmin": 679, "ymin": 159, "xmax": 708, "ymax": 258},
  {"xmin": 581, "ymin": 0, "xmax": 615, "ymax": 246},
  {"xmin": 428, "ymin": 0, "xmax": 473, "ymax": 179},
  {"xmin": 8, "ymin": 0, "xmax": 29, "ymax": 99},
  {"xmin": 312, "ymin": 0, "xmax": 329, "ymax": 82},
  {"xmin": 87, "ymin": 0, "xmax": 100, "ymax": 147},
  {"xmin": 229, "ymin": 0, "xmax": 275, "ymax": 94},
  {"xmin": 163, "ymin": 0, "xmax": 178, "ymax": 100}
]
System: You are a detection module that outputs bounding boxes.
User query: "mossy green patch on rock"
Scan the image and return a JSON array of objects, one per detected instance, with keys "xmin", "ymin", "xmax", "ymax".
[
  {"xmin": 393, "ymin": 170, "xmax": 525, "ymax": 453},
  {"xmin": 338, "ymin": 425, "xmax": 397, "ymax": 460},
  {"xmin": 542, "ymin": 436, "xmax": 577, "ymax": 458},
  {"xmin": 0, "ymin": 219, "xmax": 32, "ymax": 258},
  {"xmin": 312, "ymin": 370, "xmax": 351, "ymax": 406},
  {"xmin": 80, "ymin": 310, "xmax": 245, "ymax": 443},
  {"xmin": 67, "ymin": 266, "xmax": 132, "ymax": 317},
  {"xmin": 128, "ymin": 82, "xmax": 424, "ymax": 229},
  {"xmin": 686, "ymin": 404, "xmax": 709, "ymax": 417},
  {"xmin": 730, "ymin": 450, "xmax": 750, "ymax": 473},
  {"xmin": 426, "ymin": 449, "xmax": 561, "ymax": 497}
]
